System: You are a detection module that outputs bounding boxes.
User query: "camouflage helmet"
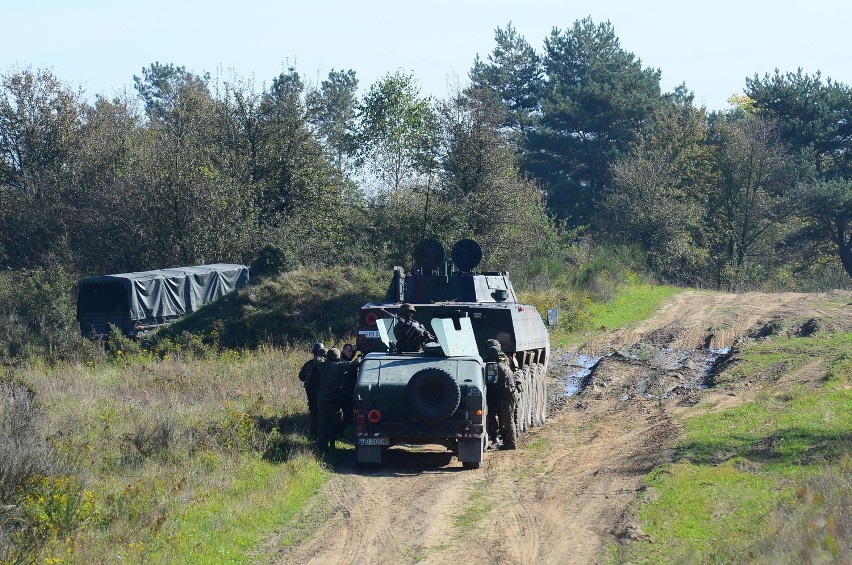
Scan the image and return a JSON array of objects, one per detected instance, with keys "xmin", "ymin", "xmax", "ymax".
[
  {"xmin": 485, "ymin": 345, "xmax": 501, "ymax": 361},
  {"xmin": 485, "ymin": 338, "xmax": 501, "ymax": 350},
  {"xmin": 399, "ymin": 303, "xmax": 416, "ymax": 315},
  {"xmin": 326, "ymin": 347, "xmax": 340, "ymax": 362},
  {"xmin": 311, "ymin": 342, "xmax": 325, "ymax": 355}
]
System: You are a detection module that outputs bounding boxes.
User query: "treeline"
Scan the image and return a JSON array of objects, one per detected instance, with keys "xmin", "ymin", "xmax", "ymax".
[
  {"xmin": 0, "ymin": 61, "xmax": 555, "ymax": 281},
  {"xmin": 2, "ymin": 17, "xmax": 851, "ymax": 293},
  {"xmin": 470, "ymin": 19, "xmax": 852, "ymax": 288}
]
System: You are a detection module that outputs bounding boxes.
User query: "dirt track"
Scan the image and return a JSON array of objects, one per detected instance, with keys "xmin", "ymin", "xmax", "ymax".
[{"xmin": 265, "ymin": 290, "xmax": 851, "ymax": 565}]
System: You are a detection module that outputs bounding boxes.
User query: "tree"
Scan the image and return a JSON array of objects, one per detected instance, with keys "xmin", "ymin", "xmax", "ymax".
[
  {"xmin": 306, "ymin": 69, "xmax": 359, "ymax": 174},
  {"xmin": 746, "ymin": 69, "xmax": 852, "ymax": 179},
  {"xmin": 437, "ymin": 87, "xmax": 556, "ymax": 271},
  {"xmin": 133, "ymin": 62, "xmax": 210, "ymax": 122},
  {"xmin": 253, "ymin": 68, "xmax": 351, "ymax": 263},
  {"xmin": 745, "ymin": 70, "xmax": 852, "ymax": 278},
  {"xmin": 524, "ymin": 17, "xmax": 662, "ymax": 225},
  {"xmin": 357, "ymin": 71, "xmax": 439, "ymax": 193},
  {"xmin": 0, "ymin": 67, "xmax": 81, "ymax": 269},
  {"xmin": 708, "ymin": 115, "xmax": 793, "ymax": 288},
  {"xmin": 469, "ymin": 23, "xmax": 542, "ymax": 138},
  {"xmin": 68, "ymin": 93, "xmax": 149, "ymax": 274},
  {"xmin": 795, "ymin": 179, "xmax": 852, "ymax": 277},
  {"xmin": 132, "ymin": 62, "xmax": 257, "ymax": 268},
  {"xmin": 602, "ymin": 87, "xmax": 715, "ymax": 283}
]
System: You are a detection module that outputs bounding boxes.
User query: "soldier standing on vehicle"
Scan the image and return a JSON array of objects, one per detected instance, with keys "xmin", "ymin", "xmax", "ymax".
[
  {"xmin": 393, "ymin": 303, "xmax": 432, "ymax": 353},
  {"xmin": 298, "ymin": 342, "xmax": 325, "ymax": 439},
  {"xmin": 485, "ymin": 343, "xmax": 518, "ymax": 450}
]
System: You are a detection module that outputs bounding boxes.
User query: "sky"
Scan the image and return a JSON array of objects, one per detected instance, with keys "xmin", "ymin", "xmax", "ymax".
[{"xmin": 2, "ymin": 0, "xmax": 851, "ymax": 112}]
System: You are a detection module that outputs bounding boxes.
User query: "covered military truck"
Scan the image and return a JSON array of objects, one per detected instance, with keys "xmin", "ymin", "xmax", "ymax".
[{"xmin": 77, "ymin": 264, "xmax": 249, "ymax": 337}]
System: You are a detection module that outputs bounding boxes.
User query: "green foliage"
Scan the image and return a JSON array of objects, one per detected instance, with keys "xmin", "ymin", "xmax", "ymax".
[
  {"xmin": 306, "ymin": 69, "xmax": 360, "ymax": 173},
  {"xmin": 250, "ymin": 244, "xmax": 298, "ymax": 280},
  {"xmin": 794, "ymin": 178, "xmax": 852, "ymax": 277},
  {"xmin": 745, "ymin": 70, "xmax": 852, "ymax": 279},
  {"xmin": 0, "ymin": 267, "xmax": 86, "ymax": 363},
  {"xmin": 0, "ymin": 67, "xmax": 81, "ymax": 271},
  {"xmin": 357, "ymin": 71, "xmax": 439, "ymax": 191},
  {"xmin": 165, "ymin": 266, "xmax": 387, "ymax": 347},
  {"xmin": 746, "ymin": 69, "xmax": 852, "ymax": 180},
  {"xmin": 602, "ymin": 89, "xmax": 714, "ymax": 284},
  {"xmin": 469, "ymin": 22, "xmax": 542, "ymax": 137},
  {"xmin": 524, "ymin": 17, "xmax": 662, "ymax": 224}
]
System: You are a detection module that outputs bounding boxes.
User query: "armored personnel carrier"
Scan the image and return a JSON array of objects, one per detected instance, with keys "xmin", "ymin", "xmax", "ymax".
[{"xmin": 353, "ymin": 240, "xmax": 550, "ymax": 467}]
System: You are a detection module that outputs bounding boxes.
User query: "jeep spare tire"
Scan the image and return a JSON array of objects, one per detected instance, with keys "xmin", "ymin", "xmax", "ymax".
[{"xmin": 406, "ymin": 368, "xmax": 461, "ymax": 424}]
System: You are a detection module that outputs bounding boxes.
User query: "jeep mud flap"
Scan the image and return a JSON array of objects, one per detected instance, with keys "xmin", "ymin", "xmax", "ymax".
[
  {"xmin": 356, "ymin": 444, "xmax": 383, "ymax": 466},
  {"xmin": 457, "ymin": 437, "xmax": 484, "ymax": 464}
]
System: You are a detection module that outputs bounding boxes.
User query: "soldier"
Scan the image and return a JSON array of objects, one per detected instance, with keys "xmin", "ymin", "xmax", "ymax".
[
  {"xmin": 339, "ymin": 343, "xmax": 359, "ymax": 429},
  {"xmin": 316, "ymin": 348, "xmax": 343, "ymax": 451},
  {"xmin": 484, "ymin": 343, "xmax": 519, "ymax": 450},
  {"xmin": 298, "ymin": 342, "xmax": 325, "ymax": 438},
  {"xmin": 316, "ymin": 348, "xmax": 361, "ymax": 451},
  {"xmin": 340, "ymin": 343, "xmax": 356, "ymax": 361},
  {"xmin": 393, "ymin": 303, "xmax": 432, "ymax": 353}
]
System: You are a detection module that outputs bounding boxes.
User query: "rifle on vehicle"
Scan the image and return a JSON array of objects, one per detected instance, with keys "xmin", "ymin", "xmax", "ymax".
[{"xmin": 378, "ymin": 306, "xmax": 436, "ymax": 341}]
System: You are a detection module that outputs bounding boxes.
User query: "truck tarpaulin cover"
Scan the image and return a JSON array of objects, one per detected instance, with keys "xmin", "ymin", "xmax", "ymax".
[{"xmin": 77, "ymin": 264, "xmax": 249, "ymax": 323}]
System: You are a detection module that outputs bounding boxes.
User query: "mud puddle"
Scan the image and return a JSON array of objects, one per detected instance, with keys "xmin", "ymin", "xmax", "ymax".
[{"xmin": 548, "ymin": 341, "xmax": 732, "ymax": 408}]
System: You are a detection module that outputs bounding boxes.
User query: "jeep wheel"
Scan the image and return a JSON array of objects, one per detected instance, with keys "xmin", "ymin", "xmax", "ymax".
[
  {"xmin": 462, "ymin": 461, "xmax": 481, "ymax": 469},
  {"xmin": 405, "ymin": 367, "xmax": 461, "ymax": 424}
]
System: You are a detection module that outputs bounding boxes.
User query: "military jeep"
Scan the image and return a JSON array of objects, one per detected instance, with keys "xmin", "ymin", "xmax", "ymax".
[{"xmin": 353, "ymin": 317, "xmax": 488, "ymax": 469}]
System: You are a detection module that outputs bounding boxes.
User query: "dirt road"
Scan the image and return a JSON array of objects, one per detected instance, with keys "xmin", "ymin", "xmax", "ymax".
[{"xmin": 265, "ymin": 290, "xmax": 851, "ymax": 564}]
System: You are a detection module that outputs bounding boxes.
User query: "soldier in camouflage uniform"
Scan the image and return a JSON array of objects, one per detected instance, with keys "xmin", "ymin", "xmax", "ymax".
[
  {"xmin": 316, "ymin": 347, "xmax": 361, "ymax": 451},
  {"xmin": 339, "ymin": 343, "xmax": 359, "ymax": 429},
  {"xmin": 298, "ymin": 342, "xmax": 325, "ymax": 439},
  {"xmin": 393, "ymin": 303, "xmax": 434, "ymax": 353},
  {"xmin": 484, "ymin": 343, "xmax": 519, "ymax": 450}
]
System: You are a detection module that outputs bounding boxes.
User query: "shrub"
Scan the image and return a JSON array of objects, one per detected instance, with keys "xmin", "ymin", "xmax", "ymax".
[
  {"xmin": 250, "ymin": 244, "xmax": 298, "ymax": 280},
  {"xmin": 0, "ymin": 268, "xmax": 83, "ymax": 364},
  {"xmin": 0, "ymin": 378, "xmax": 88, "ymax": 563}
]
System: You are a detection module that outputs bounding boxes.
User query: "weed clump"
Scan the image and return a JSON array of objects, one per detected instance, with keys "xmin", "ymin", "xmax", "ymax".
[
  {"xmin": 0, "ymin": 379, "xmax": 87, "ymax": 563},
  {"xmin": 758, "ymin": 456, "xmax": 852, "ymax": 563}
]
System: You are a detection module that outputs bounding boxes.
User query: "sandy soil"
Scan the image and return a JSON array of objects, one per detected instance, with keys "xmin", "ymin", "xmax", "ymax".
[{"xmin": 264, "ymin": 290, "xmax": 852, "ymax": 565}]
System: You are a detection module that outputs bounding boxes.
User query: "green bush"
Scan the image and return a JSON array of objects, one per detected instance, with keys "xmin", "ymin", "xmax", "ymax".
[
  {"xmin": 164, "ymin": 265, "xmax": 387, "ymax": 348},
  {"xmin": 0, "ymin": 268, "xmax": 84, "ymax": 364},
  {"xmin": 250, "ymin": 244, "xmax": 298, "ymax": 280}
]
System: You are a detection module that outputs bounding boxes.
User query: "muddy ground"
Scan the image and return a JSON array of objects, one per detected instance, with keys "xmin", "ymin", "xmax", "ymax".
[{"xmin": 262, "ymin": 290, "xmax": 852, "ymax": 565}]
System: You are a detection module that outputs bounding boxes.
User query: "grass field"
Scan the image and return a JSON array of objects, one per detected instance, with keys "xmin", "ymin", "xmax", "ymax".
[{"xmin": 1, "ymin": 346, "xmax": 330, "ymax": 564}]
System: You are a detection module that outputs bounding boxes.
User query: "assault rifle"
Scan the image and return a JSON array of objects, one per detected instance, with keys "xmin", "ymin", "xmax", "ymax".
[{"xmin": 378, "ymin": 307, "xmax": 436, "ymax": 341}]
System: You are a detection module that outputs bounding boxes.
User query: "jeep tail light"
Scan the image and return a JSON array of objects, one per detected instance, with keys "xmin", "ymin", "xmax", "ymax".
[
  {"xmin": 367, "ymin": 410, "xmax": 381, "ymax": 423},
  {"xmin": 355, "ymin": 414, "xmax": 366, "ymax": 426},
  {"xmin": 365, "ymin": 312, "xmax": 378, "ymax": 326}
]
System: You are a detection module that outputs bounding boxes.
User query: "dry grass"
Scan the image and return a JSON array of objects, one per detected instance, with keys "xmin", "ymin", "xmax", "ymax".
[{"xmin": 3, "ymin": 344, "xmax": 321, "ymax": 562}]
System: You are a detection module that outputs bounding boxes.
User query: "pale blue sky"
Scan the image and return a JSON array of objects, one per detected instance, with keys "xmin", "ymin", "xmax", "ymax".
[{"xmin": 3, "ymin": 0, "xmax": 850, "ymax": 111}]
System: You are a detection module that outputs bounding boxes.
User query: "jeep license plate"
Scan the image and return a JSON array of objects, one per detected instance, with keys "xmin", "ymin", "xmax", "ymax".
[{"xmin": 358, "ymin": 437, "xmax": 389, "ymax": 446}]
